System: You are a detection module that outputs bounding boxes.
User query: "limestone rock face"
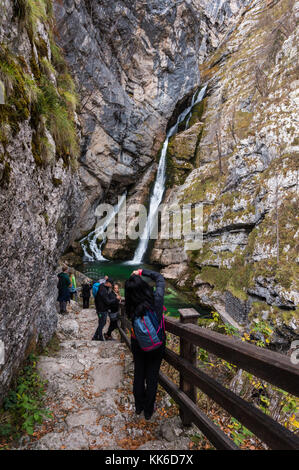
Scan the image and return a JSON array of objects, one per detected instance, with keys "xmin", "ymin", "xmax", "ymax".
[
  {"xmin": 54, "ymin": 0, "xmax": 250, "ymax": 238},
  {"xmin": 153, "ymin": 0, "xmax": 299, "ymax": 326},
  {"xmin": 0, "ymin": 3, "xmax": 83, "ymax": 402}
]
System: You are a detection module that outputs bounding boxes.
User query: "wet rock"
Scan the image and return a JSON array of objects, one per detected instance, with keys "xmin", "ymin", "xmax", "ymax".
[{"xmin": 161, "ymin": 263, "xmax": 189, "ymax": 281}]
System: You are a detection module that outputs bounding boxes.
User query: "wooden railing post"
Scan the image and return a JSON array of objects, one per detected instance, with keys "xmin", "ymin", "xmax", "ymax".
[{"xmin": 179, "ymin": 308, "xmax": 200, "ymax": 426}]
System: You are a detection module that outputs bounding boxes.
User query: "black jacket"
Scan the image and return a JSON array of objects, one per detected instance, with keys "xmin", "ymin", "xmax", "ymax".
[
  {"xmin": 82, "ymin": 283, "xmax": 92, "ymax": 298},
  {"xmin": 95, "ymin": 284, "xmax": 119, "ymax": 313},
  {"xmin": 141, "ymin": 269, "xmax": 165, "ymax": 322}
]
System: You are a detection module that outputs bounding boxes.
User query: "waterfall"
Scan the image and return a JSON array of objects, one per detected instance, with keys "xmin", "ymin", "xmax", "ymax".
[
  {"xmin": 130, "ymin": 85, "xmax": 207, "ymax": 264},
  {"xmin": 80, "ymin": 192, "xmax": 127, "ymax": 261}
]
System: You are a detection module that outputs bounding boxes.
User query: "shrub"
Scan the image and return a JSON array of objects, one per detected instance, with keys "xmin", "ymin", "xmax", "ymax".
[{"xmin": 0, "ymin": 353, "xmax": 52, "ymax": 439}]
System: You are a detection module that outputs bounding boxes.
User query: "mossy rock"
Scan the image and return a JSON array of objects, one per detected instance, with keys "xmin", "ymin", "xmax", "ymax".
[
  {"xmin": 188, "ymin": 97, "xmax": 207, "ymax": 129},
  {"xmin": 0, "ymin": 161, "xmax": 11, "ymax": 188}
]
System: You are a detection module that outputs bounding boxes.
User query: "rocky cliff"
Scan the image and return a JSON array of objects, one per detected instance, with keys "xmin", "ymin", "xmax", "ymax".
[
  {"xmin": 0, "ymin": 0, "xmax": 252, "ymax": 403},
  {"xmin": 1, "ymin": 0, "xmax": 297, "ymax": 404},
  {"xmin": 54, "ymin": 0, "xmax": 251, "ymax": 243},
  {"xmin": 0, "ymin": 0, "xmax": 83, "ymax": 402},
  {"xmin": 153, "ymin": 0, "xmax": 299, "ymax": 335}
]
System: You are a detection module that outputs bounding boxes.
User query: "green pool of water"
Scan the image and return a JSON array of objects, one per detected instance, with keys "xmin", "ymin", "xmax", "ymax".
[{"xmin": 76, "ymin": 261, "xmax": 211, "ymax": 318}]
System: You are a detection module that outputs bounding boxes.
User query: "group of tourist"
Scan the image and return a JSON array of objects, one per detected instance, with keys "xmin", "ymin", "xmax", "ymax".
[
  {"xmin": 57, "ymin": 266, "xmax": 166, "ymax": 421},
  {"xmin": 57, "ymin": 267, "xmax": 83, "ymax": 312}
]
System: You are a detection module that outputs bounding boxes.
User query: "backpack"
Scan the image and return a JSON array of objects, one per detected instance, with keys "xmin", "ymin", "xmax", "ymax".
[
  {"xmin": 92, "ymin": 279, "xmax": 106, "ymax": 298},
  {"xmin": 132, "ymin": 310, "xmax": 165, "ymax": 352}
]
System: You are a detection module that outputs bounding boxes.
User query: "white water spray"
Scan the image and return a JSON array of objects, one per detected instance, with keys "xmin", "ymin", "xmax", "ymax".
[
  {"xmin": 80, "ymin": 192, "xmax": 127, "ymax": 261},
  {"xmin": 130, "ymin": 85, "xmax": 207, "ymax": 264}
]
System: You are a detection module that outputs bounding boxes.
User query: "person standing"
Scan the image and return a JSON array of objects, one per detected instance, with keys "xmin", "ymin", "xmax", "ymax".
[
  {"xmin": 57, "ymin": 266, "xmax": 71, "ymax": 315},
  {"xmin": 104, "ymin": 283, "xmax": 122, "ymax": 340},
  {"xmin": 92, "ymin": 275, "xmax": 108, "ymax": 299},
  {"xmin": 125, "ymin": 269, "xmax": 166, "ymax": 420},
  {"xmin": 69, "ymin": 271, "xmax": 78, "ymax": 301},
  {"xmin": 93, "ymin": 278, "xmax": 119, "ymax": 341},
  {"xmin": 81, "ymin": 280, "xmax": 92, "ymax": 309}
]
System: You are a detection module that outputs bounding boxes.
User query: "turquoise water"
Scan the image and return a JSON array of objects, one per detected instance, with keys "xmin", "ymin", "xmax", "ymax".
[{"xmin": 76, "ymin": 261, "xmax": 210, "ymax": 318}]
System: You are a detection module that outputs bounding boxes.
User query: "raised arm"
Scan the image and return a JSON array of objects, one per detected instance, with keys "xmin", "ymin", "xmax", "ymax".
[{"xmin": 140, "ymin": 269, "xmax": 165, "ymax": 318}]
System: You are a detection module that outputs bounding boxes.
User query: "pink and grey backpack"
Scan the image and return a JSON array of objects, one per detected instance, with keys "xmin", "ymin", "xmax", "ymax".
[{"xmin": 132, "ymin": 310, "xmax": 165, "ymax": 352}]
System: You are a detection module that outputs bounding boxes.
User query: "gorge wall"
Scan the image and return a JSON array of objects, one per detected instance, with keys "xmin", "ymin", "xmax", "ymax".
[
  {"xmin": 0, "ymin": 0, "xmax": 251, "ymax": 402},
  {"xmin": 152, "ymin": 0, "xmax": 299, "ymax": 337},
  {"xmin": 1, "ymin": 0, "xmax": 298, "ymax": 403},
  {"xmin": 54, "ymin": 0, "xmax": 251, "ymax": 244},
  {"xmin": 0, "ymin": 0, "xmax": 83, "ymax": 402}
]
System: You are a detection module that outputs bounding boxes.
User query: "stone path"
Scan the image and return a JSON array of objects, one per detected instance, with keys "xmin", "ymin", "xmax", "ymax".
[{"xmin": 17, "ymin": 301, "xmax": 197, "ymax": 450}]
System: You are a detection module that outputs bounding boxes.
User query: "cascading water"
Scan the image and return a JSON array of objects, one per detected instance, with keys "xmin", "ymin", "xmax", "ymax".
[
  {"xmin": 80, "ymin": 192, "xmax": 127, "ymax": 261},
  {"xmin": 130, "ymin": 85, "xmax": 207, "ymax": 264}
]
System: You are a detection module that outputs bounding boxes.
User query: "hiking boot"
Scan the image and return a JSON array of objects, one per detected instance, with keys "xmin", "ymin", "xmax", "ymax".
[
  {"xmin": 144, "ymin": 412, "xmax": 153, "ymax": 421},
  {"xmin": 104, "ymin": 334, "xmax": 113, "ymax": 341}
]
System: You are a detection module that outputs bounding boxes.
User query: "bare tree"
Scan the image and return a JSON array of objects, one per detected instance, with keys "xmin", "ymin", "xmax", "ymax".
[
  {"xmin": 228, "ymin": 106, "xmax": 238, "ymax": 147},
  {"xmin": 275, "ymin": 177, "xmax": 280, "ymax": 264},
  {"xmin": 254, "ymin": 63, "xmax": 270, "ymax": 97},
  {"xmin": 215, "ymin": 130, "xmax": 223, "ymax": 176}
]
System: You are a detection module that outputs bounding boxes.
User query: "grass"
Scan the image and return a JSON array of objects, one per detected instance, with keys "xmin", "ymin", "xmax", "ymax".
[
  {"xmin": 0, "ymin": 353, "xmax": 52, "ymax": 446},
  {"xmin": 0, "ymin": 1, "xmax": 79, "ymax": 170},
  {"xmin": 13, "ymin": 0, "xmax": 52, "ymax": 38}
]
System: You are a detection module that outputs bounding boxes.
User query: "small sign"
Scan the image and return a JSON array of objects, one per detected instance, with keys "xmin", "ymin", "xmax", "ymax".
[
  {"xmin": 0, "ymin": 340, "xmax": 4, "ymax": 365},
  {"xmin": 0, "ymin": 80, "xmax": 5, "ymax": 104}
]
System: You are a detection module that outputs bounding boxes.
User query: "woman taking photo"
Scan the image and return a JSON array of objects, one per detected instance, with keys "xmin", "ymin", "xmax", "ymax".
[{"xmin": 125, "ymin": 268, "xmax": 166, "ymax": 420}]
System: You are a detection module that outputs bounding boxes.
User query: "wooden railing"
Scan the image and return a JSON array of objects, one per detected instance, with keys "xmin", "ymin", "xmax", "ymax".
[{"xmin": 118, "ymin": 306, "xmax": 299, "ymax": 450}]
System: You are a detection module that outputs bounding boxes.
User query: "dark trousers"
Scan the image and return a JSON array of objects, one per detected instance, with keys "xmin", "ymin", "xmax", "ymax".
[
  {"xmin": 107, "ymin": 318, "xmax": 118, "ymax": 337},
  {"xmin": 131, "ymin": 339, "xmax": 165, "ymax": 416},
  {"xmin": 59, "ymin": 301, "xmax": 67, "ymax": 313},
  {"xmin": 83, "ymin": 297, "xmax": 90, "ymax": 309},
  {"xmin": 92, "ymin": 311, "xmax": 107, "ymax": 341}
]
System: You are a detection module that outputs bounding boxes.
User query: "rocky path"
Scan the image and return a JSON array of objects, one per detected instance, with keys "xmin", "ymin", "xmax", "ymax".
[{"xmin": 17, "ymin": 301, "xmax": 197, "ymax": 450}]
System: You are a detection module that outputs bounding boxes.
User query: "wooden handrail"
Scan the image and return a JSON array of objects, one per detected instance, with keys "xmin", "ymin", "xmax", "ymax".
[
  {"xmin": 164, "ymin": 348, "xmax": 299, "ymax": 450},
  {"xmin": 118, "ymin": 308, "xmax": 299, "ymax": 450},
  {"xmin": 165, "ymin": 317, "xmax": 299, "ymax": 397},
  {"xmin": 159, "ymin": 372, "xmax": 239, "ymax": 450}
]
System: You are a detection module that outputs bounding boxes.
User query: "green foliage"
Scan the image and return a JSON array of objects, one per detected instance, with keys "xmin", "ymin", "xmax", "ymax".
[
  {"xmin": 198, "ymin": 348, "xmax": 209, "ymax": 363},
  {"xmin": 211, "ymin": 311, "xmax": 240, "ymax": 337},
  {"xmin": 52, "ymin": 177, "xmax": 62, "ymax": 187},
  {"xmin": 0, "ymin": 353, "xmax": 52, "ymax": 439},
  {"xmin": 42, "ymin": 333, "xmax": 60, "ymax": 356},
  {"xmin": 228, "ymin": 418, "xmax": 254, "ymax": 446},
  {"xmin": 250, "ymin": 320, "xmax": 273, "ymax": 347},
  {"xmin": 190, "ymin": 432, "xmax": 204, "ymax": 446},
  {"xmin": 0, "ymin": 47, "xmax": 30, "ymax": 136},
  {"xmin": 34, "ymin": 77, "xmax": 79, "ymax": 164},
  {"xmin": 1, "ymin": 1, "xmax": 79, "ymax": 169},
  {"xmin": 13, "ymin": 0, "xmax": 50, "ymax": 39},
  {"xmin": 0, "ymin": 161, "xmax": 11, "ymax": 188}
]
